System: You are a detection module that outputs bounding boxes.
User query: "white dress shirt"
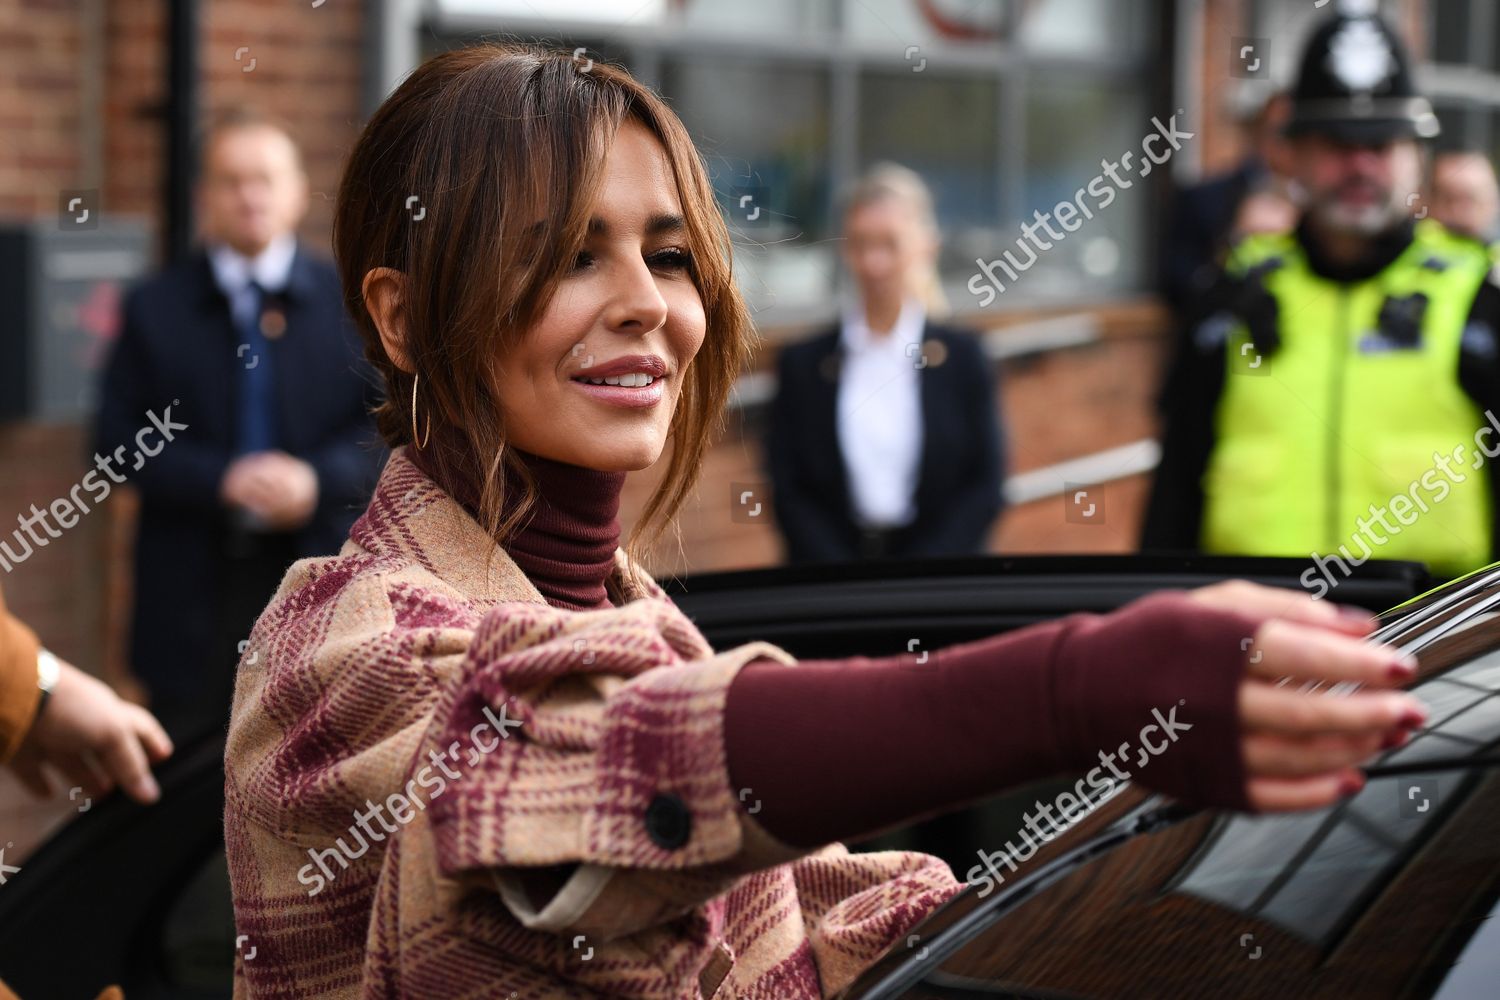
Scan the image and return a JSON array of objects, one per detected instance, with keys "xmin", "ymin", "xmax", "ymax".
[
  {"xmin": 208, "ymin": 233, "xmax": 297, "ymax": 334},
  {"xmin": 835, "ymin": 298, "xmax": 926, "ymax": 528}
]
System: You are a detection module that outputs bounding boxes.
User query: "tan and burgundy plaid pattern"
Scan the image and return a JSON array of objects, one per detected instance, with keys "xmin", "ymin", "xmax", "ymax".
[{"xmin": 224, "ymin": 448, "xmax": 961, "ymax": 998}]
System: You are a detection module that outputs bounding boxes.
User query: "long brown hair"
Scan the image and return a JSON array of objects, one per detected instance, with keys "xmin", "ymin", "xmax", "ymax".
[{"xmin": 333, "ymin": 43, "xmax": 754, "ymax": 573}]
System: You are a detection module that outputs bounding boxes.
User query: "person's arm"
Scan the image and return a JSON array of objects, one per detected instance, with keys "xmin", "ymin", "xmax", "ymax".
[
  {"xmin": 225, "ymin": 564, "xmax": 1419, "ymax": 965},
  {"xmin": 0, "ymin": 586, "xmax": 42, "ymax": 765},
  {"xmin": 94, "ymin": 289, "xmax": 234, "ymax": 511},
  {"xmin": 727, "ymin": 583, "xmax": 1423, "ymax": 848},
  {"xmin": 907, "ymin": 337, "xmax": 1005, "ymax": 556},
  {"xmin": 0, "ymin": 584, "xmax": 172, "ymax": 800},
  {"xmin": 765, "ymin": 346, "xmax": 859, "ymax": 563}
]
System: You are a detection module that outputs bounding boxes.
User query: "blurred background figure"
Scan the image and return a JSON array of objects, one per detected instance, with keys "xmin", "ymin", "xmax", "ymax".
[
  {"xmin": 93, "ymin": 110, "xmax": 382, "ymax": 744},
  {"xmin": 1161, "ymin": 89, "xmax": 1296, "ymax": 309},
  {"xmin": 1145, "ymin": 7, "xmax": 1500, "ymax": 581},
  {"xmin": 767, "ymin": 163, "xmax": 1006, "ymax": 563},
  {"xmin": 1429, "ymin": 149, "xmax": 1500, "ymax": 246}
]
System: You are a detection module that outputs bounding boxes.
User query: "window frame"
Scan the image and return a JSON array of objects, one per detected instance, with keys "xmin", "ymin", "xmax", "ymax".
[{"xmin": 417, "ymin": 0, "xmax": 1161, "ymax": 328}]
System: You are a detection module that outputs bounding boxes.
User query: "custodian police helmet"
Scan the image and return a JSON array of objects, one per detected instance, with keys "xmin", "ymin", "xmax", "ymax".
[{"xmin": 1285, "ymin": 1, "xmax": 1440, "ymax": 143}]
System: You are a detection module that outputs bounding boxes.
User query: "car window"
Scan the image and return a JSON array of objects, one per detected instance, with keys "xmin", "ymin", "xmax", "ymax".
[
  {"xmin": 869, "ymin": 600, "xmax": 1500, "ymax": 1000},
  {"xmin": 1173, "ymin": 646, "xmax": 1500, "ymax": 952}
]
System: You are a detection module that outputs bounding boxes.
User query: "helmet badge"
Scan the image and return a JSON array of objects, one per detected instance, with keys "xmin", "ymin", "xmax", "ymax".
[{"xmin": 1327, "ymin": 18, "xmax": 1396, "ymax": 95}]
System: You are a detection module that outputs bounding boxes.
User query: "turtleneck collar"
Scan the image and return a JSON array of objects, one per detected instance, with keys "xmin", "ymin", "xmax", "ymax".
[{"xmin": 407, "ymin": 445, "xmax": 627, "ymax": 612}]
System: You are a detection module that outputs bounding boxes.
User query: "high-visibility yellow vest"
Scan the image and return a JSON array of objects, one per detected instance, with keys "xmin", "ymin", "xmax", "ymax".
[{"xmin": 1202, "ymin": 221, "xmax": 1495, "ymax": 577}]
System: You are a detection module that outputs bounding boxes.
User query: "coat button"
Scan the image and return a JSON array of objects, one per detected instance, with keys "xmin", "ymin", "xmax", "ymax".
[{"xmin": 644, "ymin": 793, "xmax": 692, "ymax": 850}]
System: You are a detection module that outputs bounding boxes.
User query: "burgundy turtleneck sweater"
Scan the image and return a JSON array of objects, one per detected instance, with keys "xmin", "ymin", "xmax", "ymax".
[
  {"xmin": 407, "ymin": 445, "xmax": 1260, "ymax": 848},
  {"xmin": 408, "ymin": 445, "xmax": 625, "ymax": 611}
]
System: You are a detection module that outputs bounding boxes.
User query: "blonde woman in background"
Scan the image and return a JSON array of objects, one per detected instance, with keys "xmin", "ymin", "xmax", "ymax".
[{"xmin": 768, "ymin": 162, "xmax": 1007, "ymax": 562}]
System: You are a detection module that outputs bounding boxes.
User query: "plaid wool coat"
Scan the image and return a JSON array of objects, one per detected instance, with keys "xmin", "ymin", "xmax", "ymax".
[{"xmin": 224, "ymin": 448, "xmax": 961, "ymax": 999}]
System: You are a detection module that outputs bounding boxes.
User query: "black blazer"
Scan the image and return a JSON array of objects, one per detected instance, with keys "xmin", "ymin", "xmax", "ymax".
[
  {"xmin": 766, "ymin": 320, "xmax": 1006, "ymax": 563},
  {"xmin": 94, "ymin": 245, "xmax": 385, "ymax": 692}
]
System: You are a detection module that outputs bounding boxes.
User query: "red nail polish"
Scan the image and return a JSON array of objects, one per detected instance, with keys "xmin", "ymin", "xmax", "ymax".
[
  {"xmin": 1379, "ymin": 729, "xmax": 1410, "ymax": 750},
  {"xmin": 1340, "ymin": 773, "xmax": 1367, "ymax": 797},
  {"xmin": 1388, "ymin": 660, "xmax": 1416, "ymax": 681},
  {"xmin": 1399, "ymin": 709, "xmax": 1428, "ymax": 729}
]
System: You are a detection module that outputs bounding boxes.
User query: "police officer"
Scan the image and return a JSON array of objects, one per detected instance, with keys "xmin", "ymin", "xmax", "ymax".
[{"xmin": 1144, "ymin": 7, "xmax": 1500, "ymax": 581}]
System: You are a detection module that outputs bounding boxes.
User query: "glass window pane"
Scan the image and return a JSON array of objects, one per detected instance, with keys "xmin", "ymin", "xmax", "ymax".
[
  {"xmin": 678, "ymin": 0, "xmax": 834, "ymax": 36},
  {"xmin": 1435, "ymin": 693, "xmax": 1500, "ymax": 744},
  {"xmin": 1015, "ymin": 0, "xmax": 1142, "ymax": 57},
  {"xmin": 1012, "ymin": 74, "xmax": 1151, "ymax": 299},
  {"xmin": 847, "ymin": 0, "xmax": 1020, "ymax": 47},
  {"xmin": 1259, "ymin": 821, "xmax": 1395, "ymax": 941},
  {"xmin": 1407, "ymin": 678, "xmax": 1491, "ymax": 726},
  {"xmin": 431, "ymin": 0, "xmax": 670, "ymax": 26},
  {"xmin": 1377, "ymin": 730, "xmax": 1486, "ymax": 768},
  {"xmin": 1175, "ymin": 810, "xmax": 1331, "ymax": 911},
  {"xmin": 857, "ymin": 69, "xmax": 1001, "ymax": 300},
  {"xmin": 1445, "ymin": 647, "xmax": 1500, "ymax": 690},
  {"xmin": 659, "ymin": 56, "xmax": 833, "ymax": 312},
  {"xmin": 1432, "ymin": 0, "xmax": 1473, "ymax": 65},
  {"xmin": 848, "ymin": 0, "xmax": 1138, "ymax": 57},
  {"xmin": 857, "ymin": 70, "xmax": 1000, "ymax": 225}
]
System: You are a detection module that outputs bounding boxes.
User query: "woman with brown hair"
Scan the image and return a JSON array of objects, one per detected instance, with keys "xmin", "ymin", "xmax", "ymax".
[{"xmin": 224, "ymin": 44, "xmax": 1427, "ymax": 999}]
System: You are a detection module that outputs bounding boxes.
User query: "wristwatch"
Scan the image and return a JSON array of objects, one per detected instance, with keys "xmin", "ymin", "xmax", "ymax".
[{"xmin": 35, "ymin": 648, "xmax": 60, "ymax": 717}]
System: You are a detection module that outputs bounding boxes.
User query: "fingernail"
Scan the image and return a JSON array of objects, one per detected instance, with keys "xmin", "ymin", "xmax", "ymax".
[
  {"xmin": 1380, "ymin": 729, "xmax": 1410, "ymax": 750},
  {"xmin": 1340, "ymin": 772, "xmax": 1367, "ymax": 797},
  {"xmin": 1399, "ymin": 708, "xmax": 1428, "ymax": 729},
  {"xmin": 1387, "ymin": 656, "xmax": 1417, "ymax": 681}
]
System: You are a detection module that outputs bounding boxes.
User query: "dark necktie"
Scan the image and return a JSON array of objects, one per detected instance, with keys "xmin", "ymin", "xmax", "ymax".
[{"xmin": 234, "ymin": 280, "xmax": 277, "ymax": 454}]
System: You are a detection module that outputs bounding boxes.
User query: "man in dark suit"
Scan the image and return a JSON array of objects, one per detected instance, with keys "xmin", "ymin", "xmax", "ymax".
[
  {"xmin": 767, "ymin": 322, "xmax": 1005, "ymax": 564},
  {"xmin": 95, "ymin": 110, "xmax": 383, "ymax": 743}
]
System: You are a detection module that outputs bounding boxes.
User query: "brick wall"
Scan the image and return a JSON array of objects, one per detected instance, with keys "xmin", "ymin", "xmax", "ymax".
[
  {"xmin": 0, "ymin": 0, "xmax": 86, "ymax": 217},
  {"xmin": 103, "ymin": 0, "xmax": 167, "ymax": 242},
  {"xmin": 1198, "ymin": 0, "xmax": 1252, "ymax": 177},
  {"xmin": 200, "ymin": 0, "xmax": 364, "ymax": 250},
  {"xmin": 0, "ymin": 0, "xmax": 368, "ymax": 684}
]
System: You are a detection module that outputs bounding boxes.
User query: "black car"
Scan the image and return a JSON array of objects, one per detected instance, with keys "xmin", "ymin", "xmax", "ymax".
[
  {"xmin": 0, "ymin": 554, "xmax": 1463, "ymax": 999},
  {"xmin": 844, "ymin": 561, "xmax": 1500, "ymax": 999}
]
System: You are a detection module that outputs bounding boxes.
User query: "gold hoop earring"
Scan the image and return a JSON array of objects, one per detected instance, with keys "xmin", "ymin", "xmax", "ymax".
[{"xmin": 410, "ymin": 373, "xmax": 432, "ymax": 449}]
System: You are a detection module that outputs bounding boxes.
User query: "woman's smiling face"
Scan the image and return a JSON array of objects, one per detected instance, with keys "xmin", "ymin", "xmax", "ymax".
[{"xmin": 494, "ymin": 120, "xmax": 707, "ymax": 472}]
